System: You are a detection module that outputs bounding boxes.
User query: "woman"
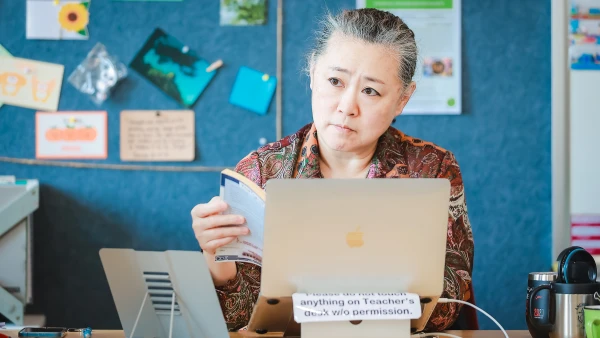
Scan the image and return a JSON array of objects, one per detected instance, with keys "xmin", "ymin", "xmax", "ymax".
[{"xmin": 191, "ymin": 8, "xmax": 474, "ymax": 332}]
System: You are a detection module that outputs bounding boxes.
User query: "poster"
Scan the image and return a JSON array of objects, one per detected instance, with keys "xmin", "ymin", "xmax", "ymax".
[
  {"xmin": 36, "ymin": 111, "xmax": 107, "ymax": 159},
  {"xmin": 569, "ymin": 0, "xmax": 600, "ymax": 70},
  {"xmin": 571, "ymin": 214, "xmax": 600, "ymax": 255},
  {"xmin": 356, "ymin": 0, "xmax": 462, "ymax": 114}
]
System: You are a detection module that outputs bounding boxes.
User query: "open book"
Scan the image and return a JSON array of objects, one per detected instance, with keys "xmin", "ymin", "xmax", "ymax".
[{"xmin": 214, "ymin": 169, "xmax": 265, "ymax": 266}]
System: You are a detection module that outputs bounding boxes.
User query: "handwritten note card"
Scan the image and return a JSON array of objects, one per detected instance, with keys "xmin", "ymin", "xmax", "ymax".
[{"xmin": 120, "ymin": 110, "xmax": 195, "ymax": 161}]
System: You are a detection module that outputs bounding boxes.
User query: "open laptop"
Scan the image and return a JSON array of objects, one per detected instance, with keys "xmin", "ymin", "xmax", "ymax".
[
  {"xmin": 247, "ymin": 177, "xmax": 451, "ymax": 336},
  {"xmin": 99, "ymin": 249, "xmax": 230, "ymax": 338}
]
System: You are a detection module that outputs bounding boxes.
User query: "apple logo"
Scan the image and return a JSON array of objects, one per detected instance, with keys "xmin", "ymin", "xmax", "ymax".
[{"xmin": 346, "ymin": 227, "xmax": 364, "ymax": 248}]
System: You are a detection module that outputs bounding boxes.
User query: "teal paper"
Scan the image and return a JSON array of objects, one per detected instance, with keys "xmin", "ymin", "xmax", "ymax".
[{"xmin": 229, "ymin": 66, "xmax": 276, "ymax": 115}]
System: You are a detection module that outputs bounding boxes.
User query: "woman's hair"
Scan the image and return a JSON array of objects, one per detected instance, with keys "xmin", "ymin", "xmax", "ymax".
[{"xmin": 306, "ymin": 8, "xmax": 418, "ymax": 88}]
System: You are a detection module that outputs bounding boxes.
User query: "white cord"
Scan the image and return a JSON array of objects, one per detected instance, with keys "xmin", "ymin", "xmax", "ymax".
[
  {"xmin": 412, "ymin": 332, "xmax": 463, "ymax": 338},
  {"xmin": 439, "ymin": 298, "xmax": 509, "ymax": 338},
  {"xmin": 168, "ymin": 292, "xmax": 176, "ymax": 338},
  {"xmin": 129, "ymin": 291, "xmax": 149, "ymax": 338}
]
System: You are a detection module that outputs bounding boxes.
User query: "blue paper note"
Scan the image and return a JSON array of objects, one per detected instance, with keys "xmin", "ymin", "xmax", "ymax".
[{"xmin": 229, "ymin": 66, "xmax": 276, "ymax": 115}]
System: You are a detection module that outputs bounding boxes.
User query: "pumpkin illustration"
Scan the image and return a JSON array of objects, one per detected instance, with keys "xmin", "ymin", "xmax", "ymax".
[
  {"xmin": 45, "ymin": 128, "xmax": 62, "ymax": 141},
  {"xmin": 78, "ymin": 127, "xmax": 97, "ymax": 141},
  {"xmin": 45, "ymin": 127, "xmax": 98, "ymax": 142}
]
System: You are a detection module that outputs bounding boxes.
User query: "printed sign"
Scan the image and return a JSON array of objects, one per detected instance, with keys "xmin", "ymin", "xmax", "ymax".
[
  {"xmin": 36, "ymin": 111, "xmax": 107, "ymax": 159},
  {"xmin": 292, "ymin": 293, "xmax": 421, "ymax": 323}
]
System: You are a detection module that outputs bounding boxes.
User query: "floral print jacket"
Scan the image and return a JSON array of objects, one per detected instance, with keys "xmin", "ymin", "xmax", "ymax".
[{"xmin": 214, "ymin": 122, "xmax": 474, "ymax": 332}]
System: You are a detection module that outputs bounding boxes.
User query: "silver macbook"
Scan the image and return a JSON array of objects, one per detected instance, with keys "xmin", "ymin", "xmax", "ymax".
[{"xmin": 249, "ymin": 178, "xmax": 451, "ymax": 335}]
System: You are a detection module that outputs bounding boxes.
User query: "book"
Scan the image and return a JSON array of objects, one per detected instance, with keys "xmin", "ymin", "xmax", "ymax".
[{"xmin": 214, "ymin": 169, "xmax": 265, "ymax": 266}]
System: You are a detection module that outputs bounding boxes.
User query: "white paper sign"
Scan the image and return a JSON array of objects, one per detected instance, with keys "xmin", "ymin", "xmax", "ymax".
[
  {"xmin": 0, "ymin": 176, "xmax": 16, "ymax": 184},
  {"xmin": 36, "ymin": 111, "xmax": 107, "ymax": 159},
  {"xmin": 292, "ymin": 293, "xmax": 421, "ymax": 323}
]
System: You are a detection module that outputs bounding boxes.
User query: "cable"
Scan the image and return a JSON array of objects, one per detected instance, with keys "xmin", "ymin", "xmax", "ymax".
[
  {"xmin": 168, "ymin": 292, "xmax": 176, "ymax": 338},
  {"xmin": 129, "ymin": 291, "xmax": 149, "ymax": 338},
  {"xmin": 412, "ymin": 332, "xmax": 463, "ymax": 338},
  {"xmin": 439, "ymin": 298, "xmax": 509, "ymax": 338}
]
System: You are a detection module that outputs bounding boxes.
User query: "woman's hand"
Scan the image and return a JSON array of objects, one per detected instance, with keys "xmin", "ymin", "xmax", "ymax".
[{"xmin": 191, "ymin": 196, "xmax": 248, "ymax": 256}]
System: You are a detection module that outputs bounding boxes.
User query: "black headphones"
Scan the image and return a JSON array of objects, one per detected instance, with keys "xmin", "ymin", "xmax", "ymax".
[{"xmin": 556, "ymin": 246, "xmax": 598, "ymax": 283}]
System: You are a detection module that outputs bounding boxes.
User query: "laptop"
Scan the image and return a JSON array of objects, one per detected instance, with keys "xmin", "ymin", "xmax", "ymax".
[
  {"xmin": 247, "ymin": 177, "xmax": 451, "ymax": 336},
  {"xmin": 99, "ymin": 249, "xmax": 230, "ymax": 338}
]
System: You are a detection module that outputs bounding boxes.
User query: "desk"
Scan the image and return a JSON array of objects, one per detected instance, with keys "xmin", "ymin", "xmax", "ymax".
[{"xmin": 0, "ymin": 330, "xmax": 529, "ymax": 338}]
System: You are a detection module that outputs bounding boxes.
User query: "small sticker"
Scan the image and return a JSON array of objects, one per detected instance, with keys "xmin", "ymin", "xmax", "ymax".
[{"xmin": 292, "ymin": 293, "xmax": 421, "ymax": 323}]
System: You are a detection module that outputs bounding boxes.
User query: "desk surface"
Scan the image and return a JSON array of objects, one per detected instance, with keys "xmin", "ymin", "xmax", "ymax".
[{"xmin": 0, "ymin": 330, "xmax": 530, "ymax": 338}]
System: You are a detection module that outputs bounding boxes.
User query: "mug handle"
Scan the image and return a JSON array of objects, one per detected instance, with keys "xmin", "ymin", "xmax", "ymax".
[
  {"xmin": 529, "ymin": 284, "xmax": 554, "ymax": 332},
  {"xmin": 593, "ymin": 319, "xmax": 600, "ymax": 338}
]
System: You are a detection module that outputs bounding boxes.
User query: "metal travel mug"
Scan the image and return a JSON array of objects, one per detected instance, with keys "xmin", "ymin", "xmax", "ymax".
[{"xmin": 527, "ymin": 272, "xmax": 557, "ymax": 338}]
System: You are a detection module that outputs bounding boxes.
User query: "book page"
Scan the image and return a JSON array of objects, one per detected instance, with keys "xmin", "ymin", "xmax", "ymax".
[{"xmin": 215, "ymin": 171, "xmax": 264, "ymax": 266}]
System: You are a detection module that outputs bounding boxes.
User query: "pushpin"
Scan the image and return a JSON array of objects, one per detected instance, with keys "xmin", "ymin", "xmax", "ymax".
[
  {"xmin": 81, "ymin": 327, "xmax": 92, "ymax": 338},
  {"xmin": 181, "ymin": 46, "xmax": 189, "ymax": 53},
  {"xmin": 262, "ymin": 74, "xmax": 270, "ymax": 81},
  {"xmin": 259, "ymin": 137, "xmax": 267, "ymax": 146},
  {"xmin": 206, "ymin": 59, "xmax": 223, "ymax": 72}
]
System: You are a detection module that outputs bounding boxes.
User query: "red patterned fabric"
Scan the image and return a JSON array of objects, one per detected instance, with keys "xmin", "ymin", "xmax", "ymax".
[{"xmin": 214, "ymin": 123, "xmax": 474, "ymax": 332}]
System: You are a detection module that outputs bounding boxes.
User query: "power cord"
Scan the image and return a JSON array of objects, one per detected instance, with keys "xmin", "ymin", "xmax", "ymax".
[
  {"xmin": 412, "ymin": 332, "xmax": 463, "ymax": 338},
  {"xmin": 437, "ymin": 298, "xmax": 509, "ymax": 338}
]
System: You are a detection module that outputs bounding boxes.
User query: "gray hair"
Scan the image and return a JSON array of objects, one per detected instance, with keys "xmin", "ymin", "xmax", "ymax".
[{"xmin": 306, "ymin": 8, "xmax": 418, "ymax": 88}]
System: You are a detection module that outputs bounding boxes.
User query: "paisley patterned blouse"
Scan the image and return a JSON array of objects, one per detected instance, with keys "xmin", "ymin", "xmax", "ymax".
[{"xmin": 214, "ymin": 122, "xmax": 474, "ymax": 332}]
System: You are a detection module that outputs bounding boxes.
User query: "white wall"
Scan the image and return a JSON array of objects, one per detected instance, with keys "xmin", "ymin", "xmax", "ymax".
[{"xmin": 570, "ymin": 70, "xmax": 600, "ymax": 215}]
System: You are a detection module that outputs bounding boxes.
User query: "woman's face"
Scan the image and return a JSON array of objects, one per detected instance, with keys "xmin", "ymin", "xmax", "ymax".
[{"xmin": 310, "ymin": 32, "xmax": 415, "ymax": 154}]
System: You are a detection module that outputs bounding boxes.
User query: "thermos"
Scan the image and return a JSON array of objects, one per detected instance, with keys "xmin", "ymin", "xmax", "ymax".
[
  {"xmin": 527, "ymin": 272, "xmax": 557, "ymax": 338},
  {"xmin": 528, "ymin": 282, "xmax": 600, "ymax": 338},
  {"xmin": 527, "ymin": 246, "xmax": 600, "ymax": 338}
]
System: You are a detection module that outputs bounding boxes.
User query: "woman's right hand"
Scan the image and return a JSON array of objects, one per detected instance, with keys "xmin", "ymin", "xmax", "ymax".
[{"xmin": 191, "ymin": 196, "xmax": 249, "ymax": 256}]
